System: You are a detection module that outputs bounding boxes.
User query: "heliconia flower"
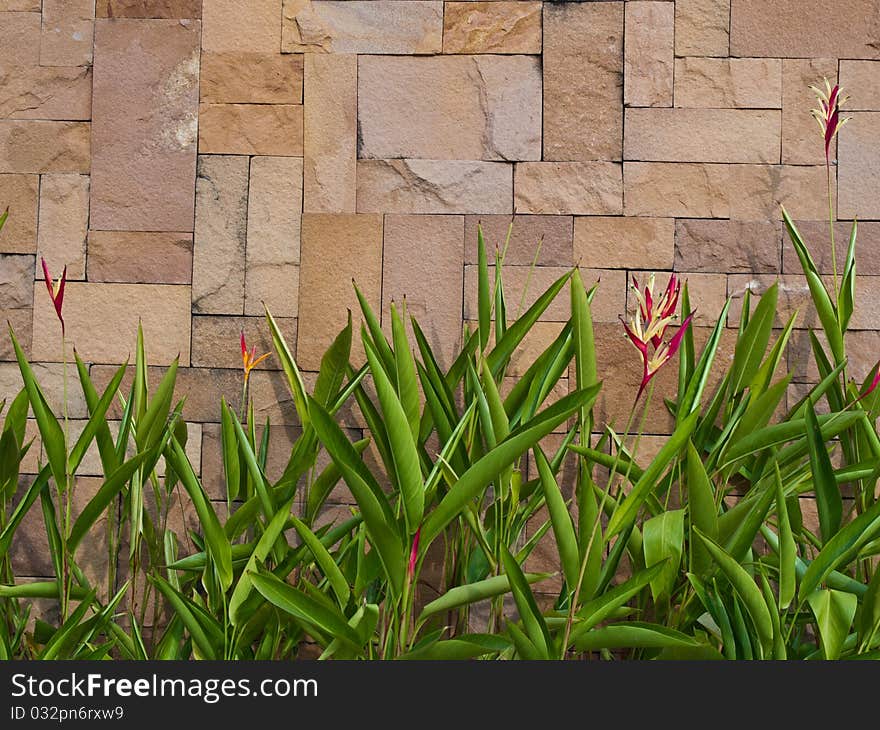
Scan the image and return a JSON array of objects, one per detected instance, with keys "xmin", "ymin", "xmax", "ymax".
[
  {"xmin": 622, "ymin": 272, "xmax": 692, "ymax": 403},
  {"xmin": 811, "ymin": 78, "xmax": 850, "ymax": 165},
  {"xmin": 857, "ymin": 362, "xmax": 880, "ymax": 402},
  {"xmin": 240, "ymin": 330, "xmax": 270, "ymax": 387},
  {"xmin": 408, "ymin": 527, "xmax": 421, "ymax": 580},
  {"xmin": 41, "ymin": 257, "xmax": 67, "ymax": 335}
]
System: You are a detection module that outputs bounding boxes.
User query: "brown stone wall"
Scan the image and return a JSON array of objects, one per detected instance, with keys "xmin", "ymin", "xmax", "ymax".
[{"xmin": 3, "ymin": 1, "xmax": 880, "ymax": 567}]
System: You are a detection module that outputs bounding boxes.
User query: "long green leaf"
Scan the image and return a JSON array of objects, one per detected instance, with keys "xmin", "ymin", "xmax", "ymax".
[{"xmin": 806, "ymin": 397, "xmax": 842, "ymax": 544}]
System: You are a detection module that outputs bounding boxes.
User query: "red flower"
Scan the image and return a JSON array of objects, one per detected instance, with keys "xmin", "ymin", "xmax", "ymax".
[
  {"xmin": 622, "ymin": 273, "xmax": 692, "ymax": 402},
  {"xmin": 41, "ymin": 257, "xmax": 67, "ymax": 335},
  {"xmin": 857, "ymin": 362, "xmax": 880, "ymax": 403},
  {"xmin": 408, "ymin": 527, "xmax": 421, "ymax": 580},
  {"xmin": 240, "ymin": 331, "xmax": 270, "ymax": 388},
  {"xmin": 811, "ymin": 79, "xmax": 850, "ymax": 165}
]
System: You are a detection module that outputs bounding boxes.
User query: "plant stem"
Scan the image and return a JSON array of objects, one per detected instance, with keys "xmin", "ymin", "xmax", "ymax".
[{"xmin": 827, "ymin": 161, "xmax": 839, "ymax": 299}]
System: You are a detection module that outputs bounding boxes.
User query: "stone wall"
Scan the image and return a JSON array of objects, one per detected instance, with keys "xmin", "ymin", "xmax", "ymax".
[{"xmin": 3, "ymin": 1, "xmax": 880, "ymax": 554}]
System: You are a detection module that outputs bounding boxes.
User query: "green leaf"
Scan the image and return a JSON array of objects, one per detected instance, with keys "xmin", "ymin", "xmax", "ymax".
[
  {"xmin": 398, "ymin": 635, "xmax": 508, "ymax": 660},
  {"xmin": 421, "ymin": 384, "xmax": 601, "ymax": 548},
  {"xmin": 573, "ymin": 561, "xmax": 666, "ymax": 635},
  {"xmin": 314, "ymin": 312, "xmax": 352, "ymax": 408},
  {"xmin": 74, "ymin": 354, "xmax": 120, "ymax": 475},
  {"xmin": 643, "ymin": 509, "xmax": 684, "ymax": 602},
  {"xmin": 149, "ymin": 576, "xmax": 218, "ymax": 659},
  {"xmin": 265, "ymin": 305, "xmax": 309, "ymax": 427},
  {"xmin": 477, "ymin": 224, "xmax": 491, "ymax": 352},
  {"xmin": 354, "ymin": 282, "xmax": 395, "ymax": 376},
  {"xmin": 0, "ymin": 465, "xmax": 50, "ymax": 556},
  {"xmin": 390, "ymin": 302, "xmax": 420, "ymax": 442},
  {"xmin": 573, "ymin": 622, "xmax": 700, "ymax": 652},
  {"xmin": 858, "ymin": 565, "xmax": 880, "ymax": 650},
  {"xmin": 534, "ymin": 446, "xmax": 579, "ymax": 596},
  {"xmin": 135, "ymin": 357, "xmax": 178, "ymax": 451},
  {"xmin": 501, "ymin": 545, "xmax": 553, "ymax": 659},
  {"xmin": 694, "ymin": 528, "xmax": 773, "ymax": 656},
  {"xmin": 807, "ymin": 589, "xmax": 857, "ymax": 660},
  {"xmin": 290, "ymin": 514, "xmax": 351, "ymax": 609},
  {"xmin": 806, "ymin": 398, "xmax": 842, "ymax": 544},
  {"xmin": 607, "ymin": 410, "xmax": 700, "ymax": 536},
  {"xmin": 220, "ymin": 398, "xmax": 240, "ymax": 502},
  {"xmin": 686, "ymin": 441, "xmax": 718, "ymax": 576},
  {"xmin": 418, "ymin": 573, "xmax": 548, "ymax": 622},
  {"xmin": 39, "ymin": 589, "xmax": 97, "ymax": 660},
  {"xmin": 730, "ymin": 283, "xmax": 777, "ymax": 395},
  {"xmin": 775, "ymin": 464, "xmax": 796, "ymax": 610},
  {"xmin": 250, "ymin": 570, "xmax": 361, "ymax": 649},
  {"xmin": 677, "ymin": 300, "xmax": 731, "ymax": 422},
  {"xmin": 306, "ymin": 438, "xmax": 369, "ymax": 525}
]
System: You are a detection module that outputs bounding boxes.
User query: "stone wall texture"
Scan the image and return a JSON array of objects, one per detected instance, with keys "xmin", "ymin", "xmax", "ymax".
[{"xmin": 4, "ymin": 1, "xmax": 880, "ymax": 576}]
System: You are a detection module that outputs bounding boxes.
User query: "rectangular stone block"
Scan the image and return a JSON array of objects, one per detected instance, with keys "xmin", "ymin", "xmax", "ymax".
[
  {"xmin": 515, "ymin": 162, "xmax": 623, "ymax": 215},
  {"xmin": 283, "ymin": 0, "xmax": 442, "ymax": 54},
  {"xmin": 0, "ymin": 66, "xmax": 91, "ymax": 120},
  {"xmin": 675, "ymin": 0, "xmax": 730, "ymax": 56},
  {"xmin": 0, "ymin": 309, "xmax": 31, "ymax": 362},
  {"xmin": 674, "ymin": 58, "xmax": 782, "ymax": 108},
  {"xmin": 298, "ymin": 214, "xmax": 384, "ymax": 370},
  {"xmin": 192, "ymin": 155, "xmax": 249, "ymax": 314},
  {"xmin": 782, "ymin": 221, "xmax": 880, "ymax": 276},
  {"xmin": 731, "ymin": 0, "xmax": 880, "ymax": 58},
  {"xmin": 303, "ymin": 54, "xmax": 356, "ymax": 213},
  {"xmin": 0, "ymin": 255, "xmax": 33, "ymax": 309},
  {"xmin": 840, "ymin": 61, "xmax": 880, "ymax": 110},
  {"xmin": 199, "ymin": 104, "xmax": 303, "ymax": 156},
  {"xmin": 40, "ymin": 0, "xmax": 94, "ymax": 66},
  {"xmin": 839, "ymin": 113, "xmax": 880, "ymax": 220},
  {"xmin": 203, "ymin": 0, "xmax": 281, "ymax": 53},
  {"xmin": 624, "ymin": 162, "xmax": 729, "ymax": 218},
  {"xmin": 574, "ymin": 216, "xmax": 674, "ymax": 270},
  {"xmin": 0, "ymin": 362, "xmax": 88, "ymax": 417},
  {"xmin": 37, "ymin": 174, "xmax": 89, "ymax": 281},
  {"xmin": 624, "ymin": 109, "xmax": 781, "ymax": 163},
  {"xmin": 192, "ymin": 315, "xmax": 296, "ymax": 370},
  {"xmin": 382, "ymin": 215, "xmax": 464, "ymax": 367},
  {"xmin": 200, "ymin": 53, "xmax": 303, "ymax": 104},
  {"xmin": 245, "ymin": 156, "xmax": 303, "ymax": 319},
  {"xmin": 443, "ymin": 2, "xmax": 541, "ymax": 54},
  {"xmin": 358, "ymin": 55, "xmax": 541, "ymax": 162},
  {"xmin": 357, "ymin": 159, "xmax": 512, "ymax": 214},
  {"xmin": 0, "ymin": 121, "xmax": 90, "ymax": 174},
  {"xmin": 0, "ymin": 12, "xmax": 40, "ymax": 65},
  {"xmin": 544, "ymin": 2, "xmax": 623, "ymax": 161},
  {"xmin": 91, "ymin": 19, "xmax": 199, "ymax": 231},
  {"xmin": 0, "ymin": 1, "xmax": 39, "ymax": 9},
  {"xmin": 728, "ymin": 165, "xmax": 829, "ymax": 221},
  {"xmin": 96, "ymin": 0, "xmax": 202, "ymax": 17},
  {"xmin": 624, "ymin": 1, "xmax": 674, "ymax": 107},
  {"xmin": 87, "ymin": 231, "xmax": 193, "ymax": 284},
  {"xmin": 675, "ymin": 220, "xmax": 780, "ymax": 273},
  {"xmin": 31, "ymin": 282, "xmax": 191, "ymax": 365},
  {"xmin": 464, "ymin": 215, "xmax": 572, "ymax": 267},
  {"xmin": 0, "ymin": 174, "xmax": 38, "ymax": 253},
  {"xmin": 782, "ymin": 59, "xmax": 837, "ymax": 165}
]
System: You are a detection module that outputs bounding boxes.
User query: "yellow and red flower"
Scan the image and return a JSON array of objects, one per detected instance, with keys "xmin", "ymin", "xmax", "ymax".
[
  {"xmin": 811, "ymin": 78, "xmax": 850, "ymax": 165},
  {"xmin": 240, "ymin": 330, "xmax": 270, "ymax": 388}
]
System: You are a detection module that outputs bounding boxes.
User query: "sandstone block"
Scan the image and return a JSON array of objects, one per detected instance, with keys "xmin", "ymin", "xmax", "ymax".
[
  {"xmin": 192, "ymin": 315, "xmax": 296, "ymax": 370},
  {"xmin": 674, "ymin": 58, "xmax": 782, "ymax": 108},
  {"xmin": 245, "ymin": 156, "xmax": 303, "ymax": 318},
  {"xmin": 283, "ymin": 0, "xmax": 442, "ymax": 54},
  {"xmin": 382, "ymin": 215, "xmax": 464, "ymax": 367},
  {"xmin": 0, "ymin": 1, "xmax": 39, "ymax": 9},
  {"xmin": 675, "ymin": 0, "xmax": 730, "ymax": 57},
  {"xmin": 464, "ymin": 215, "xmax": 573, "ymax": 267},
  {"xmin": 303, "ymin": 54, "xmax": 357, "ymax": 213},
  {"xmin": 728, "ymin": 274, "xmax": 817, "ymax": 329},
  {"xmin": 358, "ymin": 55, "xmax": 541, "ymax": 161},
  {"xmin": 31, "ymin": 282, "xmax": 191, "ymax": 365},
  {"xmin": 443, "ymin": 2, "xmax": 541, "ymax": 54},
  {"xmin": 0, "ymin": 309, "xmax": 31, "ymax": 362},
  {"xmin": 840, "ymin": 61, "xmax": 880, "ymax": 110},
  {"xmin": 203, "ymin": 0, "xmax": 281, "ymax": 53},
  {"xmin": 357, "ymin": 160, "xmax": 512, "ymax": 214},
  {"xmin": 0, "ymin": 174, "xmax": 38, "ymax": 253},
  {"xmin": 87, "ymin": 231, "xmax": 193, "ymax": 284},
  {"xmin": 543, "ymin": 2, "xmax": 623, "ymax": 161},
  {"xmin": 675, "ymin": 220, "xmax": 780, "ymax": 273},
  {"xmin": 624, "ymin": 162, "xmax": 729, "ymax": 218},
  {"xmin": 192, "ymin": 155, "xmax": 249, "ymax": 315},
  {"xmin": 727, "ymin": 165, "xmax": 829, "ymax": 221},
  {"xmin": 91, "ymin": 19, "xmax": 199, "ymax": 231},
  {"xmin": 199, "ymin": 104, "xmax": 303, "ymax": 156},
  {"xmin": 731, "ymin": 0, "xmax": 880, "ymax": 58},
  {"xmin": 0, "ymin": 363, "xmax": 88, "ymax": 418},
  {"xmin": 782, "ymin": 59, "xmax": 837, "ymax": 165},
  {"xmin": 297, "ymin": 214, "xmax": 384, "ymax": 370},
  {"xmin": 0, "ymin": 66, "xmax": 91, "ymax": 120},
  {"xmin": 97, "ymin": 0, "xmax": 202, "ymax": 17},
  {"xmin": 624, "ymin": 1, "xmax": 674, "ymax": 107},
  {"xmin": 624, "ymin": 109, "xmax": 781, "ymax": 163},
  {"xmin": 0, "ymin": 255, "xmax": 33, "ymax": 309},
  {"xmin": 839, "ymin": 113, "xmax": 880, "ymax": 220},
  {"xmin": 574, "ymin": 216, "xmax": 674, "ymax": 270},
  {"xmin": 515, "ymin": 162, "xmax": 623, "ymax": 215},
  {"xmin": 200, "ymin": 53, "xmax": 303, "ymax": 104},
  {"xmin": 782, "ymin": 221, "xmax": 880, "ymax": 276},
  {"xmin": 36, "ymin": 174, "xmax": 89, "ymax": 281},
  {"xmin": 0, "ymin": 12, "xmax": 40, "ymax": 65},
  {"xmin": 0, "ymin": 122, "xmax": 90, "ymax": 174},
  {"xmin": 40, "ymin": 0, "xmax": 94, "ymax": 66}
]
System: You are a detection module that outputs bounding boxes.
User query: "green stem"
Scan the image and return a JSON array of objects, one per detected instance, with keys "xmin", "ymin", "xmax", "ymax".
[{"xmin": 827, "ymin": 161, "xmax": 839, "ymax": 300}]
